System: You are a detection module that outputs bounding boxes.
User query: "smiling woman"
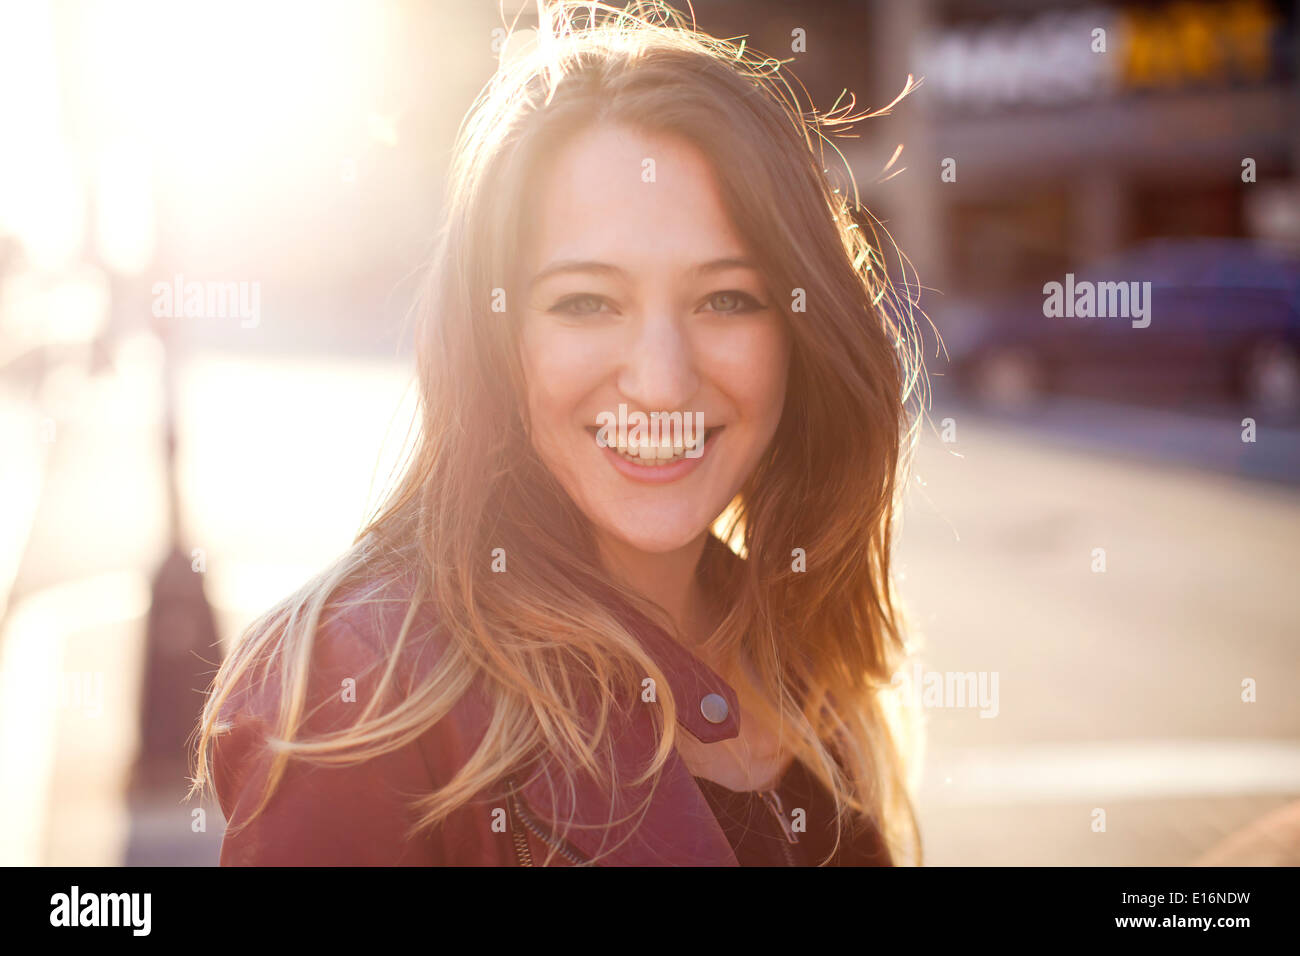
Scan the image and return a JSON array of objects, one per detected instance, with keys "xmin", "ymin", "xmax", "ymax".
[{"xmin": 191, "ymin": 0, "xmax": 928, "ymax": 866}]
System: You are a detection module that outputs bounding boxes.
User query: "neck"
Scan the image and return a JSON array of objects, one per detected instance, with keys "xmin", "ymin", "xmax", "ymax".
[{"xmin": 597, "ymin": 531, "xmax": 714, "ymax": 646}]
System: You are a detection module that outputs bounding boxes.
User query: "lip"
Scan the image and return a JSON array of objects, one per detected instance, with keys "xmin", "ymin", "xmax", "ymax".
[{"xmin": 592, "ymin": 426, "xmax": 721, "ymax": 485}]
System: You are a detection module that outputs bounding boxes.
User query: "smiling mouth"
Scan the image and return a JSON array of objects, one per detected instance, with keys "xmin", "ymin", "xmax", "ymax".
[{"xmin": 586, "ymin": 425, "xmax": 722, "ymax": 466}]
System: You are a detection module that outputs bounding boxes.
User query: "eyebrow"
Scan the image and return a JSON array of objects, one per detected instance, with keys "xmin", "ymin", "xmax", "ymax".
[{"xmin": 528, "ymin": 256, "xmax": 759, "ymax": 289}]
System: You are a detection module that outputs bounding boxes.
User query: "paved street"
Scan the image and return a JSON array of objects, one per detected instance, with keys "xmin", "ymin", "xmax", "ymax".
[
  {"xmin": 1, "ymin": 341, "xmax": 1296, "ymax": 865},
  {"xmin": 900, "ymin": 398, "xmax": 1300, "ymax": 864}
]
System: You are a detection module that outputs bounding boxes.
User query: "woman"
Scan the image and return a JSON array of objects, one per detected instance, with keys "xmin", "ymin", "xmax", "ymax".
[{"xmin": 193, "ymin": 0, "xmax": 928, "ymax": 867}]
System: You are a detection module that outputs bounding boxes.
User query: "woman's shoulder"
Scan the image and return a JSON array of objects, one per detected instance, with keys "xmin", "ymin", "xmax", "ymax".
[
  {"xmin": 208, "ymin": 564, "xmax": 480, "ymax": 865},
  {"xmin": 219, "ymin": 564, "xmax": 443, "ymax": 714},
  {"xmin": 311, "ymin": 566, "xmax": 448, "ymax": 690}
]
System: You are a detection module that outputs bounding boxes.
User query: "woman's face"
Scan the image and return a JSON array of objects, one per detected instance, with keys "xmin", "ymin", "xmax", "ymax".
[{"xmin": 519, "ymin": 123, "xmax": 791, "ymax": 555}]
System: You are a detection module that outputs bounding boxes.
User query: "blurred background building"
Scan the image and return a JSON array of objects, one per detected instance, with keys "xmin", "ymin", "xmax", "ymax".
[
  {"xmin": 0, "ymin": 0, "xmax": 1296, "ymax": 867},
  {"xmin": 880, "ymin": 0, "xmax": 1299, "ymax": 289}
]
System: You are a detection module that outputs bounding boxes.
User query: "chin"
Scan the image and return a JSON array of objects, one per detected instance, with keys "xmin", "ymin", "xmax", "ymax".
[{"xmin": 599, "ymin": 511, "xmax": 714, "ymax": 555}]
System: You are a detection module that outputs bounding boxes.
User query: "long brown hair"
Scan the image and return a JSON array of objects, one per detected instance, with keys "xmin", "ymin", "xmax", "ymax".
[{"xmin": 192, "ymin": 0, "xmax": 928, "ymax": 865}]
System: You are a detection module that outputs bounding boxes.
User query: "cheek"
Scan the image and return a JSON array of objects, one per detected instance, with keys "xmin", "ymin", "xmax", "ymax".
[
  {"xmin": 754, "ymin": 327, "xmax": 792, "ymax": 423},
  {"xmin": 520, "ymin": 325, "xmax": 577, "ymax": 416},
  {"xmin": 704, "ymin": 321, "xmax": 791, "ymax": 427},
  {"xmin": 519, "ymin": 322, "xmax": 596, "ymax": 428}
]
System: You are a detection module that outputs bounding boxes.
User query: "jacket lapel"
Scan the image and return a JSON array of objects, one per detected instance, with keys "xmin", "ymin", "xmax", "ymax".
[{"xmin": 520, "ymin": 612, "xmax": 743, "ymax": 866}]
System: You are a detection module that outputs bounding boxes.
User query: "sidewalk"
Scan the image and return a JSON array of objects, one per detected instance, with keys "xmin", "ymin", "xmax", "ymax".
[
  {"xmin": 0, "ymin": 340, "xmax": 412, "ymax": 865},
  {"xmin": 0, "ymin": 334, "xmax": 173, "ymax": 865}
]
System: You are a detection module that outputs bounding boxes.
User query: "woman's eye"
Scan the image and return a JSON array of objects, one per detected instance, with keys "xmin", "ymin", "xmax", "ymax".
[
  {"xmin": 550, "ymin": 294, "xmax": 609, "ymax": 316},
  {"xmin": 702, "ymin": 290, "xmax": 765, "ymax": 314}
]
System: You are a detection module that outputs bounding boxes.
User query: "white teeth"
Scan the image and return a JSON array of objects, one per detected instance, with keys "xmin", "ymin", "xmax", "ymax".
[{"xmin": 597, "ymin": 427, "xmax": 711, "ymax": 465}]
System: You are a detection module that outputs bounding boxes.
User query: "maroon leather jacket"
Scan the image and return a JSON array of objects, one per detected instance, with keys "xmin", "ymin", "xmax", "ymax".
[{"xmin": 213, "ymin": 571, "xmax": 887, "ymax": 866}]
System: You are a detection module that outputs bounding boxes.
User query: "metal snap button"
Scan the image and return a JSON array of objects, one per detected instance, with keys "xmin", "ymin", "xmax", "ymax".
[{"xmin": 700, "ymin": 693, "xmax": 729, "ymax": 724}]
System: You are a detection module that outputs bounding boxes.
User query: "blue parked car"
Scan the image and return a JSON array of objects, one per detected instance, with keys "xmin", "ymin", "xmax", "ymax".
[{"xmin": 943, "ymin": 238, "xmax": 1300, "ymax": 414}]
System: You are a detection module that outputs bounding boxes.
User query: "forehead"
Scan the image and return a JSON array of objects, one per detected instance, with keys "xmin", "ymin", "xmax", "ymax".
[{"xmin": 525, "ymin": 123, "xmax": 750, "ymax": 272}]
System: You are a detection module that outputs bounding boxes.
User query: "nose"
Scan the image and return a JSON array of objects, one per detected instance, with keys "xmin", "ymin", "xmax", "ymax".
[{"xmin": 616, "ymin": 311, "xmax": 700, "ymax": 412}]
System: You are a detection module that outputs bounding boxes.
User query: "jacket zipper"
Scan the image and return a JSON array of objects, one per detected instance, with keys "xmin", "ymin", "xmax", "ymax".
[
  {"xmin": 510, "ymin": 827, "xmax": 534, "ymax": 866},
  {"xmin": 509, "ymin": 806, "xmax": 534, "ymax": 866},
  {"xmin": 506, "ymin": 778, "xmax": 592, "ymax": 866},
  {"xmin": 760, "ymin": 789, "xmax": 799, "ymax": 867}
]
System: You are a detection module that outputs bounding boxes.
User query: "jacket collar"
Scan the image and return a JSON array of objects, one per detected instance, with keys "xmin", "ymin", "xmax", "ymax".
[
  {"xmin": 618, "ymin": 603, "xmax": 742, "ymax": 745},
  {"xmin": 519, "ymin": 606, "xmax": 743, "ymax": 865},
  {"xmin": 599, "ymin": 535, "xmax": 745, "ymax": 746}
]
